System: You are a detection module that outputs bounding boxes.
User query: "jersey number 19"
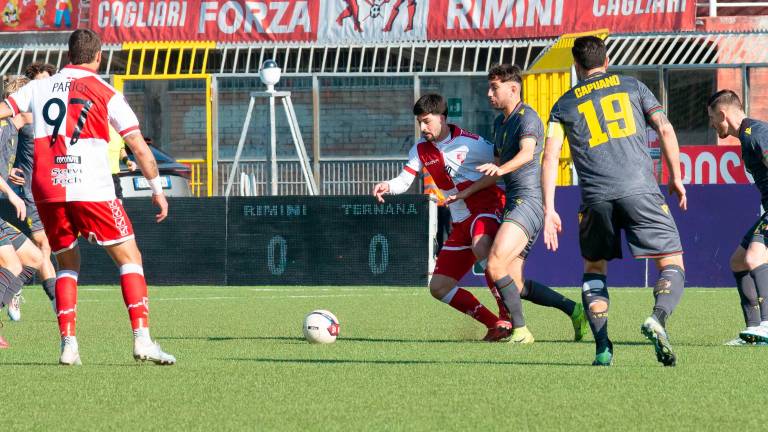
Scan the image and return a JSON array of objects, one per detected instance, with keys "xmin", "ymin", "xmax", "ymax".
[{"xmin": 577, "ymin": 92, "xmax": 636, "ymax": 148}]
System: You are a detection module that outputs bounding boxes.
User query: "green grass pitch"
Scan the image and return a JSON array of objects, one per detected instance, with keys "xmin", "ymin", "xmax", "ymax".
[{"xmin": 2, "ymin": 285, "xmax": 767, "ymax": 430}]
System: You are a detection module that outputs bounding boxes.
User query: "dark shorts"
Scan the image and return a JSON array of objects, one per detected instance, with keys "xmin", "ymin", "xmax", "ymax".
[
  {"xmin": 502, "ymin": 196, "xmax": 543, "ymax": 259},
  {"xmin": 579, "ymin": 193, "xmax": 683, "ymax": 261},
  {"xmin": 0, "ymin": 217, "xmax": 28, "ymax": 250},
  {"xmin": 741, "ymin": 211, "xmax": 768, "ymax": 249},
  {"xmin": 8, "ymin": 188, "xmax": 45, "ymax": 235}
]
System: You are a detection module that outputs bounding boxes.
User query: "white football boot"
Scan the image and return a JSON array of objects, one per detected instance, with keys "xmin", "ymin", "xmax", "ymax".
[
  {"xmin": 7, "ymin": 291, "xmax": 22, "ymax": 321},
  {"xmin": 740, "ymin": 324, "xmax": 768, "ymax": 344},
  {"xmin": 133, "ymin": 338, "xmax": 176, "ymax": 365},
  {"xmin": 59, "ymin": 336, "xmax": 82, "ymax": 366}
]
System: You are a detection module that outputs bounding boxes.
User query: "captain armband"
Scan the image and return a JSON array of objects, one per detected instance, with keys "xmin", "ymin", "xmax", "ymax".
[{"xmin": 546, "ymin": 121, "xmax": 565, "ymax": 140}]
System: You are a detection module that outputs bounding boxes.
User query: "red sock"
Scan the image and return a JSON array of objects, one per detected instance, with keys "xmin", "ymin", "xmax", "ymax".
[
  {"xmin": 448, "ymin": 287, "xmax": 499, "ymax": 328},
  {"xmin": 55, "ymin": 271, "xmax": 78, "ymax": 337},
  {"xmin": 486, "ymin": 271, "xmax": 510, "ymax": 322},
  {"xmin": 120, "ymin": 264, "xmax": 149, "ymax": 332}
]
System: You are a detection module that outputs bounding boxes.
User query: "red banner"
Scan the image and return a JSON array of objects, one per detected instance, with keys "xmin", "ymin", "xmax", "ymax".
[
  {"xmin": 428, "ymin": 0, "xmax": 695, "ymax": 41},
  {"xmin": 90, "ymin": 0, "xmax": 694, "ymax": 44},
  {"xmin": 91, "ymin": 0, "xmax": 318, "ymax": 43},
  {"xmin": 660, "ymin": 145, "xmax": 751, "ymax": 185},
  {"xmin": 0, "ymin": 0, "xmax": 79, "ymax": 32}
]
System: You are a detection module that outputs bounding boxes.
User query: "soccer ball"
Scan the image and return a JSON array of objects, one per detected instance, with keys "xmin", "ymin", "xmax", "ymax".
[{"xmin": 303, "ymin": 310, "xmax": 340, "ymax": 344}]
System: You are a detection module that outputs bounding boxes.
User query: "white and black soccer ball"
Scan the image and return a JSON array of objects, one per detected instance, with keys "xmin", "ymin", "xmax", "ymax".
[
  {"xmin": 370, "ymin": 4, "xmax": 381, "ymax": 18},
  {"xmin": 303, "ymin": 310, "xmax": 340, "ymax": 344}
]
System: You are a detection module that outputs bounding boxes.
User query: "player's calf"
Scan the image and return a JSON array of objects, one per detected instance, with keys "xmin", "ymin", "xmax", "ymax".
[{"xmin": 582, "ymin": 273, "xmax": 610, "ymax": 355}]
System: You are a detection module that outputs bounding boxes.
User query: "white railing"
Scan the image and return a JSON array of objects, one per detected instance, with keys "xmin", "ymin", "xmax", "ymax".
[
  {"xmin": 697, "ymin": 1, "xmax": 768, "ymax": 17},
  {"xmin": 218, "ymin": 158, "xmax": 408, "ymax": 196}
]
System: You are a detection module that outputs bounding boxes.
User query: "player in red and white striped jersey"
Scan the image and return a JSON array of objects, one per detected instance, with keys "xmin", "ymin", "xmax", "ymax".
[
  {"xmin": 0, "ymin": 29, "xmax": 175, "ymax": 365},
  {"xmin": 373, "ymin": 94, "xmax": 512, "ymax": 341}
]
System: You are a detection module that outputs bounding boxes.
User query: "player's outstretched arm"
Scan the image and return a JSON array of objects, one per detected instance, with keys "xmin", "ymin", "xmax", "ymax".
[
  {"xmin": 123, "ymin": 133, "xmax": 168, "ymax": 222},
  {"xmin": 650, "ymin": 111, "xmax": 687, "ymax": 211},
  {"xmin": 374, "ymin": 169, "xmax": 416, "ymax": 203},
  {"xmin": 444, "ymin": 174, "xmax": 497, "ymax": 204},
  {"xmin": 479, "ymin": 137, "xmax": 537, "ymax": 177},
  {"xmin": 542, "ymin": 126, "xmax": 564, "ymax": 252}
]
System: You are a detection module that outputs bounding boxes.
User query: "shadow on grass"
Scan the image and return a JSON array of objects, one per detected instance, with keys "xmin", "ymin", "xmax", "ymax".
[
  {"xmin": 220, "ymin": 357, "xmax": 594, "ymax": 367},
  {"xmin": 157, "ymin": 336, "xmax": 474, "ymax": 344}
]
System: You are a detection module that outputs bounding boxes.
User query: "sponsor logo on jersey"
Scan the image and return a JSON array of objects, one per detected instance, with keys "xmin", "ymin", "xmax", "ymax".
[
  {"xmin": 424, "ymin": 159, "xmax": 439, "ymax": 166},
  {"xmin": 746, "ymin": 127, "xmax": 752, "ymax": 136},
  {"xmin": 54, "ymin": 155, "xmax": 82, "ymax": 164},
  {"xmin": 51, "ymin": 168, "xmax": 83, "ymax": 186}
]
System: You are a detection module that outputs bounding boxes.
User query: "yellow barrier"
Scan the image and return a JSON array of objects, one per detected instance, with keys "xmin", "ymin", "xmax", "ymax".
[
  {"xmin": 113, "ymin": 41, "xmax": 215, "ymax": 197},
  {"xmin": 178, "ymin": 159, "xmax": 205, "ymax": 197},
  {"xmin": 524, "ymin": 29, "xmax": 609, "ymax": 185}
]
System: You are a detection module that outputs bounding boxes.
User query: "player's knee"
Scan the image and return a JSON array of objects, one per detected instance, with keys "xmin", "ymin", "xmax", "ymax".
[
  {"xmin": 744, "ymin": 251, "xmax": 768, "ymax": 271},
  {"xmin": 485, "ymin": 254, "xmax": 505, "ymax": 279},
  {"xmin": 21, "ymin": 244, "xmax": 43, "ymax": 270},
  {"xmin": 588, "ymin": 300, "xmax": 608, "ymax": 314},
  {"xmin": 429, "ymin": 279, "xmax": 452, "ymax": 300}
]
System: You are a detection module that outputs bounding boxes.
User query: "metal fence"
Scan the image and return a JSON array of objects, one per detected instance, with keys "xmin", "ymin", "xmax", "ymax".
[{"xmin": 218, "ymin": 158, "xmax": 408, "ymax": 196}]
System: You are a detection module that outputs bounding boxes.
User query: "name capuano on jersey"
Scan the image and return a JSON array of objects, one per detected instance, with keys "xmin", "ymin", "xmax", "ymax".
[{"xmin": 574, "ymin": 75, "xmax": 621, "ymax": 98}]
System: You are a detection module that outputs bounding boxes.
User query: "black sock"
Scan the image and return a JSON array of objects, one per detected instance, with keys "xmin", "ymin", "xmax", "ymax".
[
  {"xmin": 734, "ymin": 270, "xmax": 760, "ymax": 327},
  {"xmin": 521, "ymin": 279, "xmax": 576, "ymax": 317},
  {"xmin": 19, "ymin": 265, "xmax": 36, "ymax": 285},
  {"xmin": 582, "ymin": 273, "xmax": 610, "ymax": 353},
  {"xmin": 750, "ymin": 264, "xmax": 768, "ymax": 323},
  {"xmin": 652, "ymin": 265, "xmax": 685, "ymax": 328},
  {"xmin": 42, "ymin": 278, "xmax": 55, "ymax": 301},
  {"xmin": 0, "ymin": 267, "xmax": 22, "ymax": 308},
  {"xmin": 495, "ymin": 275, "xmax": 525, "ymax": 328}
]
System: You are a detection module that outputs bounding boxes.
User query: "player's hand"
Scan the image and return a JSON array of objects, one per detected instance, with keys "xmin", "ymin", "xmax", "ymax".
[
  {"xmin": 127, "ymin": 160, "xmax": 138, "ymax": 172},
  {"xmin": 152, "ymin": 193, "xmax": 168, "ymax": 223},
  {"xmin": 9, "ymin": 192, "xmax": 25, "ymax": 221},
  {"xmin": 478, "ymin": 163, "xmax": 504, "ymax": 177},
  {"xmin": 372, "ymin": 182, "xmax": 389, "ymax": 203},
  {"xmin": 668, "ymin": 179, "xmax": 687, "ymax": 211},
  {"xmin": 444, "ymin": 189, "xmax": 469, "ymax": 205},
  {"xmin": 543, "ymin": 210, "xmax": 562, "ymax": 252},
  {"xmin": 8, "ymin": 168, "xmax": 24, "ymax": 186}
]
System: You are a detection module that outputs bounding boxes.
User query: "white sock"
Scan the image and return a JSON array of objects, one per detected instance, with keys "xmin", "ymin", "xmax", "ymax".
[
  {"xmin": 134, "ymin": 327, "xmax": 151, "ymax": 341},
  {"xmin": 441, "ymin": 286, "xmax": 459, "ymax": 304}
]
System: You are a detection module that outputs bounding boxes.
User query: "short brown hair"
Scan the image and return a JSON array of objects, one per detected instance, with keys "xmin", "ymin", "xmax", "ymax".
[
  {"xmin": 68, "ymin": 29, "xmax": 101, "ymax": 65},
  {"xmin": 572, "ymin": 36, "xmax": 607, "ymax": 70},
  {"xmin": 413, "ymin": 94, "xmax": 447, "ymax": 117},
  {"xmin": 3, "ymin": 75, "xmax": 29, "ymax": 99},
  {"xmin": 24, "ymin": 62, "xmax": 56, "ymax": 80},
  {"xmin": 707, "ymin": 89, "xmax": 743, "ymax": 111},
  {"xmin": 487, "ymin": 64, "xmax": 522, "ymax": 85}
]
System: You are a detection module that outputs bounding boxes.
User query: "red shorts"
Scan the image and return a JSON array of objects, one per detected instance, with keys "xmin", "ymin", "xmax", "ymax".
[
  {"xmin": 37, "ymin": 200, "xmax": 135, "ymax": 254},
  {"xmin": 433, "ymin": 211, "xmax": 500, "ymax": 281}
]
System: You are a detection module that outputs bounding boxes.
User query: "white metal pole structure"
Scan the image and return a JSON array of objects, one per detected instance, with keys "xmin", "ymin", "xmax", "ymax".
[{"xmin": 225, "ymin": 60, "xmax": 319, "ymax": 197}]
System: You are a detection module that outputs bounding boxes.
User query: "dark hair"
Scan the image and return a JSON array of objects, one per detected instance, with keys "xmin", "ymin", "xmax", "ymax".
[
  {"xmin": 413, "ymin": 94, "xmax": 447, "ymax": 117},
  {"xmin": 572, "ymin": 36, "xmax": 607, "ymax": 70},
  {"xmin": 23, "ymin": 62, "xmax": 56, "ymax": 80},
  {"xmin": 68, "ymin": 29, "xmax": 102, "ymax": 65},
  {"xmin": 487, "ymin": 64, "xmax": 522, "ymax": 85},
  {"xmin": 707, "ymin": 89, "xmax": 743, "ymax": 111}
]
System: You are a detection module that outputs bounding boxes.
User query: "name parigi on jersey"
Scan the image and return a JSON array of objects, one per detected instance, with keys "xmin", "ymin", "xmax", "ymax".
[{"xmin": 5, "ymin": 65, "xmax": 141, "ymax": 203}]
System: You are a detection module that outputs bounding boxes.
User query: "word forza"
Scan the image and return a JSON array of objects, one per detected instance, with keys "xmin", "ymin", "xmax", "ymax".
[{"xmin": 95, "ymin": 1, "xmax": 312, "ymax": 34}]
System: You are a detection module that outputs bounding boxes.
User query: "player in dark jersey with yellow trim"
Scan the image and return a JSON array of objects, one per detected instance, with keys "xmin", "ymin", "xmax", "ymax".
[
  {"xmin": 541, "ymin": 36, "xmax": 687, "ymax": 367},
  {"xmin": 707, "ymin": 90, "xmax": 768, "ymax": 345},
  {"xmin": 466, "ymin": 63, "xmax": 587, "ymax": 344}
]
